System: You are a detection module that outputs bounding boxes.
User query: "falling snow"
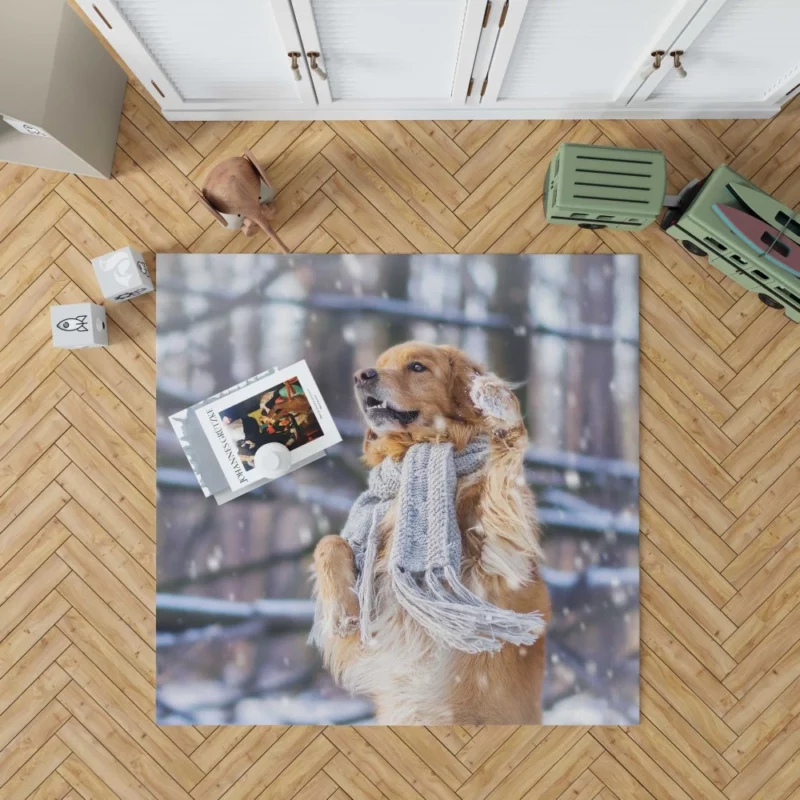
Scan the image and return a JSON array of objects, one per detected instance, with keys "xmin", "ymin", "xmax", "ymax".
[
  {"xmin": 298, "ymin": 526, "xmax": 313, "ymax": 545},
  {"xmin": 206, "ymin": 545, "xmax": 223, "ymax": 572},
  {"xmin": 611, "ymin": 586, "xmax": 628, "ymax": 607},
  {"xmin": 342, "ymin": 325, "xmax": 358, "ymax": 344}
]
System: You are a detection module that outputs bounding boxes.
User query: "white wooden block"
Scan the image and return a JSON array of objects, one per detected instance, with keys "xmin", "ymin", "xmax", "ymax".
[
  {"xmin": 51, "ymin": 303, "xmax": 107, "ymax": 349},
  {"xmin": 91, "ymin": 246, "xmax": 154, "ymax": 301}
]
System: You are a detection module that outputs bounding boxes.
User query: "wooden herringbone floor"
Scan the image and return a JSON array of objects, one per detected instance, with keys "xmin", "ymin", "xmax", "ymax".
[{"xmin": 3, "ymin": 65, "xmax": 800, "ymax": 798}]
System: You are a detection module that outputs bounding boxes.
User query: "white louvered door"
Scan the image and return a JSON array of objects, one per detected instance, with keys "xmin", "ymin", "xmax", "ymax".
[
  {"xmin": 632, "ymin": 0, "xmax": 800, "ymax": 108},
  {"xmin": 74, "ymin": 0, "xmax": 793, "ymax": 118},
  {"xmin": 290, "ymin": 0, "xmax": 487, "ymax": 108},
  {"xmin": 75, "ymin": 0, "xmax": 316, "ymax": 111},
  {"xmin": 480, "ymin": 0, "xmax": 708, "ymax": 109}
]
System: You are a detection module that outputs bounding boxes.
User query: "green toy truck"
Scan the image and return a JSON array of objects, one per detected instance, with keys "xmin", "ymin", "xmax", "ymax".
[
  {"xmin": 544, "ymin": 143, "xmax": 800, "ymax": 322},
  {"xmin": 660, "ymin": 165, "xmax": 800, "ymax": 322}
]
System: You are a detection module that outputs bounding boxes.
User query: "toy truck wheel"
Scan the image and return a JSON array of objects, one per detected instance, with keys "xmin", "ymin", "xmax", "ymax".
[
  {"xmin": 578, "ymin": 223, "xmax": 606, "ymax": 230},
  {"xmin": 758, "ymin": 293, "xmax": 784, "ymax": 310},
  {"xmin": 682, "ymin": 240, "xmax": 707, "ymax": 257}
]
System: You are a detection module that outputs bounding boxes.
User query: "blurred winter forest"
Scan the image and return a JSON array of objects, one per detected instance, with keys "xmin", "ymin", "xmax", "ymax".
[{"xmin": 155, "ymin": 253, "xmax": 640, "ymax": 726}]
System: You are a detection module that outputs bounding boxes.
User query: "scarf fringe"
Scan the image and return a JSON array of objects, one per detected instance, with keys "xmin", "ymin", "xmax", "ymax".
[
  {"xmin": 391, "ymin": 564, "xmax": 545, "ymax": 654},
  {"xmin": 357, "ymin": 508, "xmax": 382, "ymax": 644}
]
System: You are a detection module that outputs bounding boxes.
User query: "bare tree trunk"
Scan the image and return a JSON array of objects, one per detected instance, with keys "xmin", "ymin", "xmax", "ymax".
[
  {"xmin": 491, "ymin": 256, "xmax": 530, "ymax": 412},
  {"xmin": 384, "ymin": 255, "xmax": 411, "ymax": 345},
  {"xmin": 580, "ymin": 259, "xmax": 617, "ymax": 458}
]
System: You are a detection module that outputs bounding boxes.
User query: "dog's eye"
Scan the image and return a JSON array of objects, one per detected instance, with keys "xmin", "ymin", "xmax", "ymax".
[{"xmin": 408, "ymin": 361, "xmax": 427, "ymax": 373}]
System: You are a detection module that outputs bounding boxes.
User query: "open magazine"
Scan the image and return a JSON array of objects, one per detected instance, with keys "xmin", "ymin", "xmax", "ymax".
[{"xmin": 170, "ymin": 360, "xmax": 341, "ymax": 504}]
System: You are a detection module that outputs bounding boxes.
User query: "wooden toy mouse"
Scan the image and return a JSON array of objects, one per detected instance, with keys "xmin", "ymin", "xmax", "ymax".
[{"xmin": 195, "ymin": 149, "xmax": 289, "ymax": 253}]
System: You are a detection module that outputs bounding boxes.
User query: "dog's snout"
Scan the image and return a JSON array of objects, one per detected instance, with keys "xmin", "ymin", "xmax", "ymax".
[{"xmin": 354, "ymin": 367, "xmax": 378, "ymax": 385}]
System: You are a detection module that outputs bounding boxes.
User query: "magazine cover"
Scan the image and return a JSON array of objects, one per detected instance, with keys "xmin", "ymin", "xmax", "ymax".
[{"xmin": 195, "ymin": 360, "xmax": 341, "ymax": 491}]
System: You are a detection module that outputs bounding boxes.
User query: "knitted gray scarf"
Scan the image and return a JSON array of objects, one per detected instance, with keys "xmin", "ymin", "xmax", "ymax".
[{"xmin": 335, "ymin": 438, "xmax": 545, "ymax": 654}]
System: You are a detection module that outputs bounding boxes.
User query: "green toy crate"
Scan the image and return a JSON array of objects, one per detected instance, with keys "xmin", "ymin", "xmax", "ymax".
[
  {"xmin": 543, "ymin": 143, "xmax": 667, "ymax": 231},
  {"xmin": 660, "ymin": 164, "xmax": 800, "ymax": 322}
]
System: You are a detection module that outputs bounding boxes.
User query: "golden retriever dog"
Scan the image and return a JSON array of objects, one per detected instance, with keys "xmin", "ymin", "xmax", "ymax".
[{"xmin": 312, "ymin": 342, "xmax": 550, "ymax": 725}]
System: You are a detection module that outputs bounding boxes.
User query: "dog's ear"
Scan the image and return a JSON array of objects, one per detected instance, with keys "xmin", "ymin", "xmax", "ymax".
[{"xmin": 441, "ymin": 346, "xmax": 486, "ymax": 423}]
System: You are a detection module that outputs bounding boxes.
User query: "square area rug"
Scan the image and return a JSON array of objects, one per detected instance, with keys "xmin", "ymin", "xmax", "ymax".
[{"xmin": 155, "ymin": 253, "xmax": 639, "ymax": 726}]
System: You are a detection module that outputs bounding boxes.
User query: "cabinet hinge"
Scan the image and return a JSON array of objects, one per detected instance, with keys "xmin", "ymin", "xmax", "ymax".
[
  {"xmin": 467, "ymin": 77, "xmax": 474, "ymax": 97},
  {"xmin": 480, "ymin": 77, "xmax": 488, "ymax": 97},
  {"xmin": 499, "ymin": 0, "xmax": 509, "ymax": 27},
  {"xmin": 482, "ymin": 0, "xmax": 492, "ymax": 27}
]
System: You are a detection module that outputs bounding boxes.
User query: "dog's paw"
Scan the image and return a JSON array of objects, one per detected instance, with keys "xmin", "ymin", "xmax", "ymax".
[
  {"xmin": 470, "ymin": 374, "xmax": 521, "ymax": 430},
  {"xmin": 320, "ymin": 599, "xmax": 359, "ymax": 640},
  {"xmin": 312, "ymin": 595, "xmax": 359, "ymax": 643}
]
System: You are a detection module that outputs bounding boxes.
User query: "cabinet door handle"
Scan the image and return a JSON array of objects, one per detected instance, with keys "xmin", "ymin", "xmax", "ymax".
[
  {"xmin": 288, "ymin": 52, "xmax": 302, "ymax": 81},
  {"xmin": 307, "ymin": 52, "xmax": 327, "ymax": 81},
  {"xmin": 670, "ymin": 50, "xmax": 687, "ymax": 79},
  {"xmin": 92, "ymin": 4, "xmax": 113, "ymax": 29},
  {"xmin": 640, "ymin": 50, "xmax": 664, "ymax": 81}
]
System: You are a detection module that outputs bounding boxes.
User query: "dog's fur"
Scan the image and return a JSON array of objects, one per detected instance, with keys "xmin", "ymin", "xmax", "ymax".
[{"xmin": 312, "ymin": 342, "xmax": 550, "ymax": 724}]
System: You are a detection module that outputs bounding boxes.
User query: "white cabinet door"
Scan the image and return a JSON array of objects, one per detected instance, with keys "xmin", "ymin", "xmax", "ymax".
[
  {"xmin": 75, "ymin": 0, "xmax": 316, "ymax": 112},
  {"xmin": 479, "ymin": 0, "xmax": 707, "ymax": 109},
  {"xmin": 290, "ymin": 0, "xmax": 487, "ymax": 109},
  {"xmin": 632, "ymin": 0, "xmax": 800, "ymax": 108}
]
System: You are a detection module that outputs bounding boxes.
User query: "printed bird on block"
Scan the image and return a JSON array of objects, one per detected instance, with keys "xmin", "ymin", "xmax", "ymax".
[{"xmin": 195, "ymin": 149, "xmax": 289, "ymax": 254}]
